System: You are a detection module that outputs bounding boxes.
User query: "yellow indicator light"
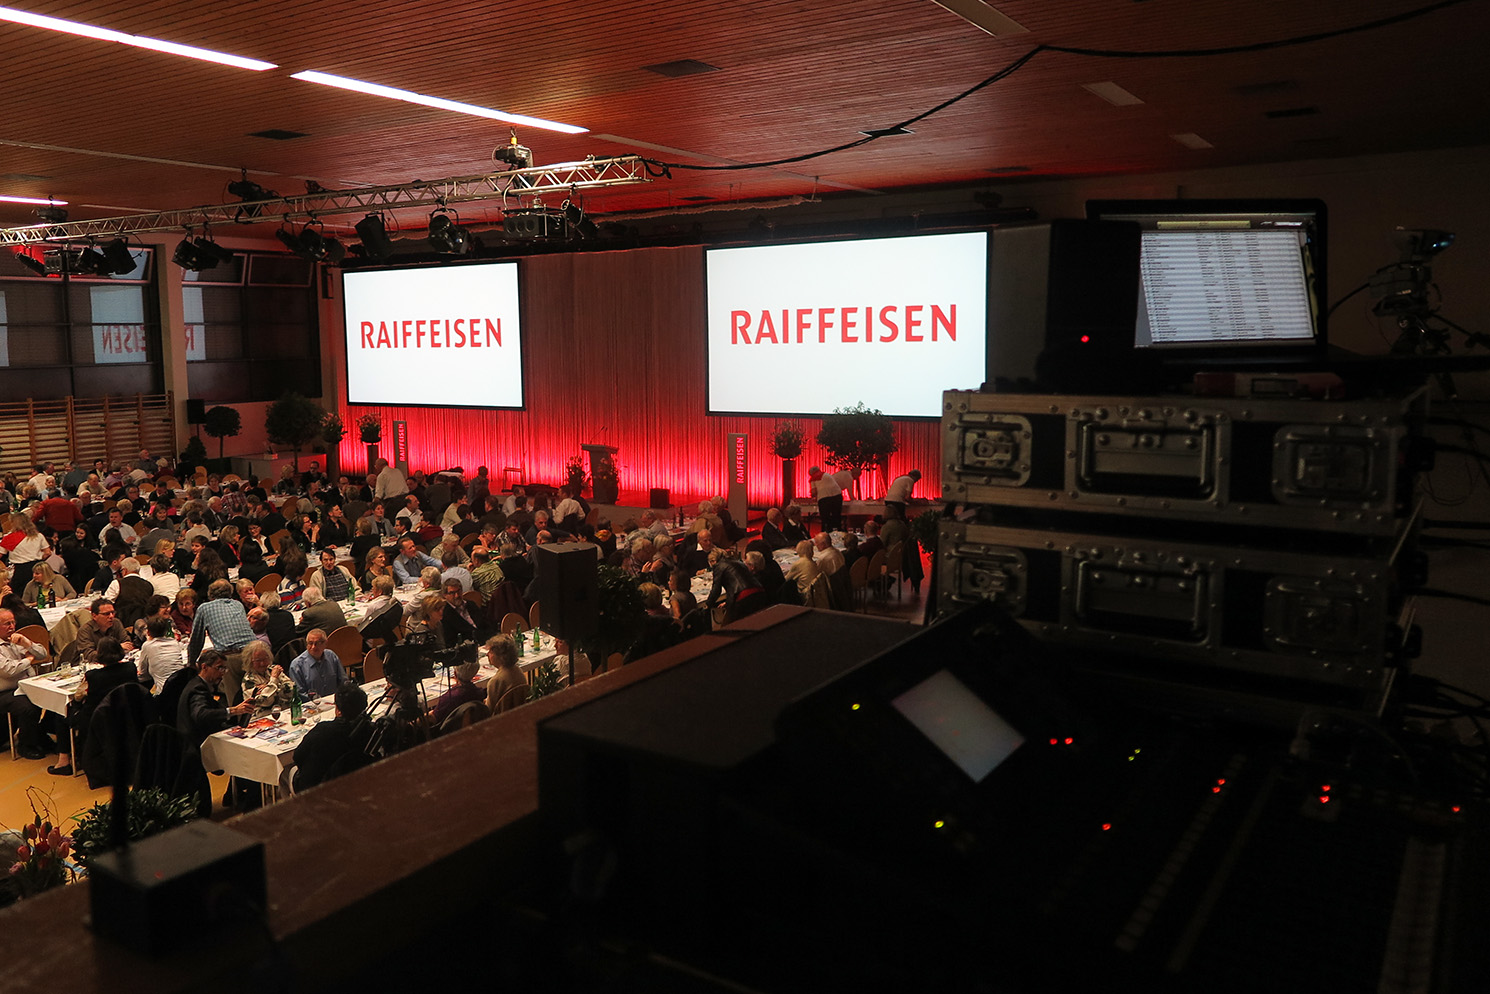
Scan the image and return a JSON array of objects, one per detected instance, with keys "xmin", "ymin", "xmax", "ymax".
[
  {"xmin": 934, "ymin": 820, "xmax": 945, "ymax": 829},
  {"xmin": 850, "ymin": 703, "xmax": 861, "ymax": 711}
]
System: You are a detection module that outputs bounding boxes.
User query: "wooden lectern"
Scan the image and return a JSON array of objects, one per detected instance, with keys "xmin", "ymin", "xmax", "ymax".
[{"xmin": 582, "ymin": 443, "xmax": 619, "ymax": 504}]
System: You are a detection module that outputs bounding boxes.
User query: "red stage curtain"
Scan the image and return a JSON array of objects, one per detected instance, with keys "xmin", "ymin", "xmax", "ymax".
[{"xmin": 338, "ymin": 245, "xmax": 943, "ymax": 505}]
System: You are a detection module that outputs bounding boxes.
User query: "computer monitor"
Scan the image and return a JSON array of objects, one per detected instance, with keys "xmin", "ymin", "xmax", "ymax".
[{"xmin": 1086, "ymin": 199, "xmax": 1327, "ymax": 363}]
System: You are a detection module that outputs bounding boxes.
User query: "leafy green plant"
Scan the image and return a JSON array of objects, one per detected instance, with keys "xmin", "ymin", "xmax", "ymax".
[
  {"xmin": 770, "ymin": 422, "xmax": 805, "ymax": 460},
  {"xmin": 356, "ymin": 413, "xmax": 382, "ymax": 443},
  {"xmin": 576, "ymin": 564, "xmax": 645, "ymax": 676},
  {"xmin": 70, "ymin": 788, "xmax": 199, "ymax": 870},
  {"xmin": 202, "ymin": 404, "xmax": 242, "ymax": 459},
  {"xmin": 264, "ymin": 392, "xmax": 326, "ymax": 471},
  {"xmin": 911, "ymin": 508, "xmax": 941, "ymax": 555},
  {"xmin": 179, "ymin": 434, "xmax": 208, "ymax": 468},
  {"xmin": 816, "ymin": 403, "xmax": 897, "ymax": 480},
  {"xmin": 564, "ymin": 454, "xmax": 587, "ymax": 492},
  {"xmin": 528, "ymin": 658, "xmax": 563, "ymax": 700}
]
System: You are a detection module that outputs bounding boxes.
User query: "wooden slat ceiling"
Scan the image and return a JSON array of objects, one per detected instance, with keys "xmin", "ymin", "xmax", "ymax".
[{"xmin": 1, "ymin": 0, "xmax": 1485, "ymax": 234}]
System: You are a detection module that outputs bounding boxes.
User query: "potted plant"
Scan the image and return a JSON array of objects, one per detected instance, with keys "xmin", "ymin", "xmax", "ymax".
[
  {"xmin": 816, "ymin": 403, "xmax": 897, "ymax": 495},
  {"xmin": 357, "ymin": 413, "xmax": 382, "ymax": 475},
  {"xmin": 69, "ymin": 788, "xmax": 199, "ymax": 871},
  {"xmin": 575, "ymin": 565, "xmax": 645, "ymax": 680},
  {"xmin": 321, "ymin": 411, "xmax": 345, "ymax": 482},
  {"xmin": 3, "ymin": 792, "xmax": 76, "ymax": 902},
  {"xmin": 564, "ymin": 454, "xmax": 587, "ymax": 494},
  {"xmin": 202, "ymin": 404, "xmax": 242, "ymax": 463},
  {"xmin": 770, "ymin": 421, "xmax": 805, "ymax": 507},
  {"xmin": 263, "ymin": 392, "xmax": 326, "ymax": 473},
  {"xmin": 356, "ymin": 413, "xmax": 382, "ymax": 444}
]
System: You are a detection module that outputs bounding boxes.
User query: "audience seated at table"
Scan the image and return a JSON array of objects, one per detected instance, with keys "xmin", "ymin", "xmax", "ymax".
[
  {"xmin": 50, "ymin": 635, "xmax": 136, "ymax": 777},
  {"xmin": 310, "ymin": 548, "xmax": 356, "ymax": 602},
  {"xmin": 705, "ymin": 548, "xmax": 765, "ymax": 623},
  {"xmin": 170, "ymin": 588, "xmax": 197, "ymax": 638},
  {"xmin": 22, "ymin": 561, "xmax": 76, "ymax": 604},
  {"xmin": 440, "ymin": 579, "xmax": 479, "ymax": 646},
  {"xmin": 427, "ymin": 655, "xmax": 485, "ymax": 728},
  {"xmin": 289, "ymin": 628, "xmax": 346, "ymax": 698},
  {"xmin": 481, "ymin": 635, "xmax": 529, "ymax": 714},
  {"xmin": 136, "ymin": 614, "xmax": 186, "ymax": 693},
  {"xmin": 132, "ymin": 594, "xmax": 173, "ymax": 646},
  {"xmin": 292, "ymin": 681, "xmax": 370, "ymax": 793},
  {"xmin": 240, "ymin": 641, "xmax": 295, "ymax": 711}
]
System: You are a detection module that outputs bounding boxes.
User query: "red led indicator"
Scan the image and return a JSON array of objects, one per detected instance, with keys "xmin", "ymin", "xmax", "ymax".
[
  {"xmin": 1101, "ymin": 823, "xmax": 1112, "ymax": 832},
  {"xmin": 1216, "ymin": 779, "xmax": 1226, "ymax": 786},
  {"xmin": 1049, "ymin": 738, "xmax": 1058, "ymax": 746},
  {"xmin": 1211, "ymin": 786, "xmax": 1221, "ymax": 793},
  {"xmin": 1321, "ymin": 785, "xmax": 1330, "ymax": 792},
  {"xmin": 1319, "ymin": 795, "xmax": 1331, "ymax": 804},
  {"xmin": 1080, "ymin": 335, "xmax": 1091, "ymax": 343},
  {"xmin": 1063, "ymin": 737, "xmax": 1073, "ymax": 745},
  {"xmin": 1452, "ymin": 805, "xmax": 1461, "ymax": 813}
]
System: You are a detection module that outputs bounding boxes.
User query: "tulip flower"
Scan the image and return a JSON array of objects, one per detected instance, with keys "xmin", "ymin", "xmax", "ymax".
[{"xmin": 16, "ymin": 845, "xmax": 30, "ymax": 860}]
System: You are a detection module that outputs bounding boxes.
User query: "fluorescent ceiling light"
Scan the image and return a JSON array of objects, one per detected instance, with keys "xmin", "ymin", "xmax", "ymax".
[
  {"xmin": 929, "ymin": 0, "xmax": 1029, "ymax": 36},
  {"xmin": 0, "ymin": 194, "xmax": 67, "ymax": 205},
  {"xmin": 1171, "ymin": 132, "xmax": 1215, "ymax": 149},
  {"xmin": 1081, "ymin": 81, "xmax": 1144, "ymax": 107},
  {"xmin": 0, "ymin": 5, "xmax": 276, "ymax": 70},
  {"xmin": 291, "ymin": 71, "xmax": 587, "ymax": 135}
]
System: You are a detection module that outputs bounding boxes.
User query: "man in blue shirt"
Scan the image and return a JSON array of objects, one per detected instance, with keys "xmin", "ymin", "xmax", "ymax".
[
  {"xmin": 392, "ymin": 536, "xmax": 440, "ymax": 586},
  {"xmin": 289, "ymin": 628, "xmax": 345, "ymax": 698},
  {"xmin": 188, "ymin": 579, "xmax": 258, "ymax": 704}
]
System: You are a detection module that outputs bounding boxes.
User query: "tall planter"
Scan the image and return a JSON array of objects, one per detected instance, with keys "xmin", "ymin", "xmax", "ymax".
[
  {"xmin": 781, "ymin": 458, "xmax": 796, "ymax": 507},
  {"xmin": 770, "ymin": 422, "xmax": 806, "ymax": 510}
]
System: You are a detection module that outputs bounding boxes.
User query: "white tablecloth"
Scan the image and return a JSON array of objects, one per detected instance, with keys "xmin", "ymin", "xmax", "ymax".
[{"xmin": 200, "ymin": 641, "xmax": 561, "ymax": 786}]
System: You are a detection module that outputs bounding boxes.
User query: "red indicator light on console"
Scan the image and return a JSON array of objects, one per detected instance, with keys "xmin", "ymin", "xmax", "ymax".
[
  {"xmin": 1080, "ymin": 335, "xmax": 1091, "ymax": 343},
  {"xmin": 1319, "ymin": 795, "xmax": 1331, "ymax": 804},
  {"xmin": 1101, "ymin": 823, "xmax": 1112, "ymax": 831}
]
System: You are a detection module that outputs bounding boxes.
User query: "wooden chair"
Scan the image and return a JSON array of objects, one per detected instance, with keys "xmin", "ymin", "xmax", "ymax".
[
  {"xmin": 268, "ymin": 529, "xmax": 291, "ymax": 554},
  {"xmin": 221, "ymin": 474, "xmax": 242, "ymax": 484},
  {"xmin": 134, "ymin": 553, "xmax": 152, "ymax": 567},
  {"xmin": 253, "ymin": 572, "xmax": 283, "ymax": 595},
  {"xmin": 362, "ymin": 647, "xmax": 385, "ymax": 683},
  {"xmin": 83, "ymin": 577, "xmax": 95, "ymax": 594},
  {"xmin": 806, "ymin": 573, "xmax": 832, "ymax": 609},
  {"xmin": 492, "ymin": 682, "xmax": 529, "ymax": 712},
  {"xmin": 16, "ymin": 625, "xmax": 51, "ymax": 660},
  {"xmin": 459, "ymin": 532, "xmax": 481, "ymax": 550},
  {"xmin": 438, "ymin": 700, "xmax": 490, "ymax": 736},
  {"xmin": 866, "ymin": 549, "xmax": 887, "ymax": 600},
  {"xmin": 881, "ymin": 541, "xmax": 904, "ymax": 601},
  {"xmin": 500, "ymin": 612, "xmax": 527, "ymax": 634},
  {"xmin": 323, "ymin": 626, "xmax": 364, "ymax": 675},
  {"xmin": 528, "ymin": 601, "xmax": 540, "ymax": 630},
  {"xmin": 849, "ymin": 556, "xmax": 870, "ymax": 611},
  {"xmin": 463, "ymin": 589, "xmax": 485, "ymax": 609},
  {"xmin": 193, "ymin": 465, "xmax": 208, "ymax": 485}
]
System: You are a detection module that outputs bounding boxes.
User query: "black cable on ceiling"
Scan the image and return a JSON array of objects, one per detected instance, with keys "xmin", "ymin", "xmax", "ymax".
[{"xmin": 642, "ymin": 0, "xmax": 1475, "ymax": 174}]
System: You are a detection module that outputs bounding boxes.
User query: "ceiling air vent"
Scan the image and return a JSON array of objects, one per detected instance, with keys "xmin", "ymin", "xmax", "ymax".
[{"xmin": 642, "ymin": 60, "xmax": 720, "ymax": 78}]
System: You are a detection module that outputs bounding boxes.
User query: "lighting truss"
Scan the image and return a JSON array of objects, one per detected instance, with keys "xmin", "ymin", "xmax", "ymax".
[{"xmin": 0, "ymin": 155, "xmax": 650, "ymax": 246}]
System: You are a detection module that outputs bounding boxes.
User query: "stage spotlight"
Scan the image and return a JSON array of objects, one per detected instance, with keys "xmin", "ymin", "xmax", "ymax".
[
  {"xmin": 355, "ymin": 213, "xmax": 395, "ymax": 260},
  {"xmin": 274, "ymin": 228, "xmax": 301, "ymax": 254},
  {"xmin": 34, "ymin": 204, "xmax": 67, "ymax": 223},
  {"xmin": 192, "ymin": 237, "xmax": 236, "ymax": 267},
  {"xmin": 428, "ymin": 211, "xmax": 469, "ymax": 254},
  {"xmin": 75, "ymin": 243, "xmax": 110, "ymax": 275},
  {"xmin": 563, "ymin": 200, "xmax": 599, "ymax": 239},
  {"xmin": 15, "ymin": 252, "xmax": 47, "ymax": 276},
  {"xmin": 492, "ymin": 130, "xmax": 534, "ymax": 189},
  {"xmin": 102, "ymin": 238, "xmax": 138, "ymax": 275},
  {"xmin": 322, "ymin": 237, "xmax": 347, "ymax": 265},
  {"xmin": 229, "ymin": 176, "xmax": 278, "ymax": 220},
  {"xmin": 172, "ymin": 236, "xmax": 217, "ymax": 272}
]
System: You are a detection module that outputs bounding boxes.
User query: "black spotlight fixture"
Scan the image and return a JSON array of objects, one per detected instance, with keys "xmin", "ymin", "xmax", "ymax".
[
  {"xmin": 192, "ymin": 236, "xmax": 236, "ymax": 268},
  {"xmin": 562, "ymin": 200, "xmax": 599, "ymax": 239},
  {"xmin": 15, "ymin": 252, "xmax": 48, "ymax": 276},
  {"xmin": 355, "ymin": 213, "xmax": 395, "ymax": 260},
  {"xmin": 101, "ymin": 238, "xmax": 138, "ymax": 276},
  {"xmin": 492, "ymin": 129, "xmax": 534, "ymax": 189},
  {"xmin": 74, "ymin": 242, "xmax": 111, "ymax": 275},
  {"xmin": 34, "ymin": 204, "xmax": 67, "ymax": 224},
  {"xmin": 172, "ymin": 230, "xmax": 218, "ymax": 272},
  {"xmin": 277, "ymin": 223, "xmax": 346, "ymax": 264},
  {"xmin": 428, "ymin": 210, "xmax": 469, "ymax": 254},
  {"xmin": 229, "ymin": 171, "xmax": 279, "ymax": 221}
]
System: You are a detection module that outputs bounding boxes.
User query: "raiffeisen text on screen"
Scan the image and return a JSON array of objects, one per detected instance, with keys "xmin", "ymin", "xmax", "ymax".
[
  {"xmin": 728, "ymin": 304, "xmax": 958, "ymax": 344},
  {"xmin": 358, "ymin": 317, "xmax": 503, "ymax": 349}
]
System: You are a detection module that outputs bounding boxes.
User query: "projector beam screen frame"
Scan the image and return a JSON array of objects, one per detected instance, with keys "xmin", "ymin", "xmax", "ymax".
[
  {"xmin": 343, "ymin": 260, "xmax": 526, "ymax": 410},
  {"xmin": 704, "ymin": 230, "xmax": 990, "ymax": 420}
]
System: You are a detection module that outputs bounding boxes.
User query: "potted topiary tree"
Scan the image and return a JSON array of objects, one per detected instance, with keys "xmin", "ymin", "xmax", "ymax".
[
  {"xmin": 574, "ymin": 565, "xmax": 645, "ymax": 680},
  {"xmin": 201, "ymin": 404, "xmax": 241, "ymax": 468},
  {"xmin": 321, "ymin": 411, "xmax": 345, "ymax": 483},
  {"xmin": 356, "ymin": 413, "xmax": 382, "ymax": 476},
  {"xmin": 816, "ymin": 403, "xmax": 897, "ymax": 497},
  {"xmin": 770, "ymin": 421, "xmax": 805, "ymax": 507},
  {"xmin": 264, "ymin": 392, "xmax": 326, "ymax": 473}
]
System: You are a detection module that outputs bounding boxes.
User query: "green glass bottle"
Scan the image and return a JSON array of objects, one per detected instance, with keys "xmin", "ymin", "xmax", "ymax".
[{"xmin": 289, "ymin": 684, "xmax": 303, "ymax": 725}]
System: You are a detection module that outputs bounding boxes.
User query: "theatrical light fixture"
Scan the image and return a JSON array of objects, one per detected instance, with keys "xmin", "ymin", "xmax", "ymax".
[
  {"xmin": 15, "ymin": 252, "xmax": 47, "ymax": 276},
  {"xmin": 229, "ymin": 176, "xmax": 280, "ymax": 221},
  {"xmin": 562, "ymin": 200, "xmax": 599, "ymax": 239},
  {"xmin": 191, "ymin": 236, "xmax": 236, "ymax": 267},
  {"xmin": 35, "ymin": 204, "xmax": 68, "ymax": 223},
  {"xmin": 0, "ymin": 194, "xmax": 67, "ymax": 206},
  {"xmin": 73, "ymin": 242, "xmax": 111, "ymax": 275},
  {"xmin": 354, "ymin": 213, "xmax": 395, "ymax": 260},
  {"xmin": 290, "ymin": 70, "xmax": 586, "ymax": 134},
  {"xmin": 0, "ymin": 5, "xmax": 276, "ymax": 70},
  {"xmin": 276, "ymin": 223, "xmax": 346, "ymax": 264},
  {"xmin": 102, "ymin": 238, "xmax": 138, "ymax": 275},
  {"xmin": 427, "ymin": 210, "xmax": 470, "ymax": 255},
  {"xmin": 493, "ymin": 131, "xmax": 535, "ymax": 189},
  {"xmin": 172, "ymin": 232, "xmax": 220, "ymax": 272}
]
